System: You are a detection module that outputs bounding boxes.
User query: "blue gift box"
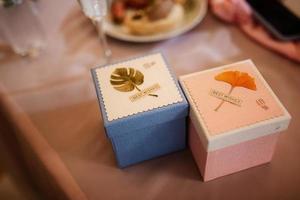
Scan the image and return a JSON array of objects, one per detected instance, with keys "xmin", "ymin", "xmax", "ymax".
[{"xmin": 91, "ymin": 53, "xmax": 188, "ymax": 168}]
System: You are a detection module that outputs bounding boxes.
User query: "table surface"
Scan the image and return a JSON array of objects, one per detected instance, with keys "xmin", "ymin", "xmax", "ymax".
[{"xmin": 1, "ymin": 0, "xmax": 300, "ymax": 199}]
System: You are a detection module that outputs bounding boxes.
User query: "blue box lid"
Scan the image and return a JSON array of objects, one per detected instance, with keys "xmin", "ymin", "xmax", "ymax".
[{"xmin": 91, "ymin": 52, "xmax": 188, "ymax": 138}]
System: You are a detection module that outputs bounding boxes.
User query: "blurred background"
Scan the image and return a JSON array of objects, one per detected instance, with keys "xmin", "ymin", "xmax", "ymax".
[{"xmin": 0, "ymin": 0, "xmax": 300, "ymax": 199}]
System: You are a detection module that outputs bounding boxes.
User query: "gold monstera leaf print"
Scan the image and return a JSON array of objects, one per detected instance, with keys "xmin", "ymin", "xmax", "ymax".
[
  {"xmin": 110, "ymin": 68, "xmax": 144, "ymax": 92},
  {"xmin": 110, "ymin": 67, "xmax": 158, "ymax": 97}
]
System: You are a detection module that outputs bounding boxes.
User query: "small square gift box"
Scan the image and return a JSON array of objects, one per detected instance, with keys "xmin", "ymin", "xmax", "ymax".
[
  {"xmin": 91, "ymin": 53, "xmax": 188, "ymax": 168},
  {"xmin": 179, "ymin": 60, "xmax": 291, "ymax": 181}
]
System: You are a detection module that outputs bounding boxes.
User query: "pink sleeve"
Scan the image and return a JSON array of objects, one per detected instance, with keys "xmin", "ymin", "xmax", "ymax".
[{"xmin": 209, "ymin": 0, "xmax": 300, "ymax": 63}]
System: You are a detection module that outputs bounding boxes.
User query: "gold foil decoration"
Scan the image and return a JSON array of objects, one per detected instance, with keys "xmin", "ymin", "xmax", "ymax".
[{"xmin": 110, "ymin": 67, "xmax": 158, "ymax": 97}]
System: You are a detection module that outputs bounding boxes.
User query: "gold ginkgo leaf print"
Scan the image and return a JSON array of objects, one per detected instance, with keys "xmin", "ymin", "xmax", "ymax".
[
  {"xmin": 214, "ymin": 70, "xmax": 257, "ymax": 111},
  {"xmin": 110, "ymin": 67, "xmax": 158, "ymax": 97}
]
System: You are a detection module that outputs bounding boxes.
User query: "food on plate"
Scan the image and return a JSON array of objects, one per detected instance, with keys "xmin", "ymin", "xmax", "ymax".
[
  {"xmin": 110, "ymin": 0, "xmax": 188, "ymax": 35},
  {"xmin": 124, "ymin": 4, "xmax": 184, "ymax": 35},
  {"xmin": 111, "ymin": 0, "xmax": 126, "ymax": 23},
  {"xmin": 148, "ymin": 0, "xmax": 174, "ymax": 21},
  {"xmin": 125, "ymin": 0, "xmax": 149, "ymax": 9}
]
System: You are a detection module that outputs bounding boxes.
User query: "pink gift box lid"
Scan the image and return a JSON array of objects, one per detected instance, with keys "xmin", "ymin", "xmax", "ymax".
[{"xmin": 180, "ymin": 60, "xmax": 291, "ymax": 152}]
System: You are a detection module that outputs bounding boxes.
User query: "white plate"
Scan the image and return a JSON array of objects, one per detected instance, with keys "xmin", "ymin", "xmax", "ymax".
[{"xmin": 104, "ymin": 0, "xmax": 208, "ymax": 42}]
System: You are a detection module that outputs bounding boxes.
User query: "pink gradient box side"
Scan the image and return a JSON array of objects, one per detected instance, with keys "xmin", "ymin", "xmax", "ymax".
[{"xmin": 189, "ymin": 121, "xmax": 279, "ymax": 181}]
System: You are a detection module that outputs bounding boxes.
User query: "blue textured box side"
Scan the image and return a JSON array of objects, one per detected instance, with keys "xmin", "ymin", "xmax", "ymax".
[
  {"xmin": 111, "ymin": 118, "xmax": 186, "ymax": 168},
  {"xmin": 91, "ymin": 52, "xmax": 189, "ymax": 167}
]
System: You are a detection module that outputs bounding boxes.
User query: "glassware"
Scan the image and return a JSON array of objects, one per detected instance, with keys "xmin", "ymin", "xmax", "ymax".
[
  {"xmin": 0, "ymin": 0, "xmax": 46, "ymax": 57},
  {"xmin": 77, "ymin": 0, "xmax": 112, "ymax": 63}
]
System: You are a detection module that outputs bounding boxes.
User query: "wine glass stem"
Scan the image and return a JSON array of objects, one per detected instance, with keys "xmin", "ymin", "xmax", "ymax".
[{"xmin": 93, "ymin": 19, "xmax": 112, "ymax": 64}]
